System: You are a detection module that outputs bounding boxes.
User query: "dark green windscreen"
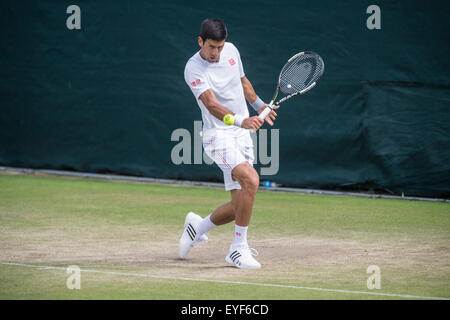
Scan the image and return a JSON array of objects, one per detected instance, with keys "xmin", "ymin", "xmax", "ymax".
[{"xmin": 1, "ymin": 1, "xmax": 449, "ymax": 197}]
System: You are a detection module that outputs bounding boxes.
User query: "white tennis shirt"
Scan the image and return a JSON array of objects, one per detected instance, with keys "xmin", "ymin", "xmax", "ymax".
[{"xmin": 184, "ymin": 42, "xmax": 249, "ymax": 134}]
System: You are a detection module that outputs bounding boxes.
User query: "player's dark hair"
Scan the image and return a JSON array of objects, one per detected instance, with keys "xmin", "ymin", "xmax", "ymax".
[{"xmin": 200, "ymin": 19, "xmax": 227, "ymax": 42}]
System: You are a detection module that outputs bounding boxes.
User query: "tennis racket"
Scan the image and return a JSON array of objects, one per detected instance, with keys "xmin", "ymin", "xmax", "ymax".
[{"xmin": 258, "ymin": 51, "xmax": 324, "ymax": 122}]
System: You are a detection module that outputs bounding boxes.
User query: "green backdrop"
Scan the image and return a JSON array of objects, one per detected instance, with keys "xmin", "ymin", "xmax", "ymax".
[{"xmin": 1, "ymin": 0, "xmax": 449, "ymax": 197}]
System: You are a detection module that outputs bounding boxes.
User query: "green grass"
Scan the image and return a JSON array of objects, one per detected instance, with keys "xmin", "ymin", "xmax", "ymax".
[
  {"xmin": 0, "ymin": 173, "xmax": 449, "ymax": 300},
  {"xmin": 253, "ymin": 191, "xmax": 449, "ymax": 240}
]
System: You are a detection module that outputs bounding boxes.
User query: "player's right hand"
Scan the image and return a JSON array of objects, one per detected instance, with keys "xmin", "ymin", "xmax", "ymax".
[{"xmin": 241, "ymin": 116, "xmax": 264, "ymax": 131}]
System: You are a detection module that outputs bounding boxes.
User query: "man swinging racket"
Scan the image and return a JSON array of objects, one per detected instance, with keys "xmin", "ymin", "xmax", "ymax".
[{"xmin": 179, "ymin": 18, "xmax": 278, "ymax": 269}]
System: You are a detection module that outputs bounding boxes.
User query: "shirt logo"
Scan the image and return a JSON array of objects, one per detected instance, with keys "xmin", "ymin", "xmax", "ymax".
[
  {"xmin": 191, "ymin": 79, "xmax": 201, "ymax": 87},
  {"xmin": 228, "ymin": 58, "xmax": 236, "ymax": 66}
]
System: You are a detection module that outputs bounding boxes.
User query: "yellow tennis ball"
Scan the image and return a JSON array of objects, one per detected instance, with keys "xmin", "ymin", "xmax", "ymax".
[{"xmin": 223, "ymin": 114, "xmax": 235, "ymax": 125}]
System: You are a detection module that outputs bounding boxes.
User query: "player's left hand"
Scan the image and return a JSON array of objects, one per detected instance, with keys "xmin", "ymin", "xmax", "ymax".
[{"xmin": 258, "ymin": 104, "xmax": 279, "ymax": 126}]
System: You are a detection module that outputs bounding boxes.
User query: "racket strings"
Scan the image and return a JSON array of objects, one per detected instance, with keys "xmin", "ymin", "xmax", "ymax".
[{"xmin": 279, "ymin": 53, "xmax": 324, "ymax": 95}]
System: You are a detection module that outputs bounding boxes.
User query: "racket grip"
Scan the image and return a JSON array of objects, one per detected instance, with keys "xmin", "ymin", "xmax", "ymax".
[
  {"xmin": 250, "ymin": 103, "xmax": 274, "ymax": 132},
  {"xmin": 258, "ymin": 104, "xmax": 272, "ymax": 120}
]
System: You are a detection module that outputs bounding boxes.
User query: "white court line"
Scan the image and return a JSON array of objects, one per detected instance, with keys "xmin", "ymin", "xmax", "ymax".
[{"xmin": 1, "ymin": 262, "xmax": 449, "ymax": 300}]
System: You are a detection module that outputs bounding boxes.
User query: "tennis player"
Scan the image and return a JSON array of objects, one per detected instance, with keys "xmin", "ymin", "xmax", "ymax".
[{"xmin": 179, "ymin": 18, "xmax": 277, "ymax": 269}]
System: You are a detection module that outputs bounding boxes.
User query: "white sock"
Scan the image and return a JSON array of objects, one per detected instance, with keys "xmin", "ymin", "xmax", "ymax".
[
  {"xmin": 232, "ymin": 224, "xmax": 248, "ymax": 248},
  {"xmin": 196, "ymin": 214, "xmax": 217, "ymax": 238}
]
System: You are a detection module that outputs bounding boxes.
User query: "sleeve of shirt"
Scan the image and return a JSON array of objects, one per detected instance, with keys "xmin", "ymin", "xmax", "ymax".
[{"xmin": 184, "ymin": 61, "xmax": 210, "ymax": 100}]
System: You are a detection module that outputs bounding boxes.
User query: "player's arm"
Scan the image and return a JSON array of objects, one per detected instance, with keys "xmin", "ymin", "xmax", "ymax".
[
  {"xmin": 198, "ymin": 89, "xmax": 263, "ymax": 131},
  {"xmin": 241, "ymin": 76, "xmax": 278, "ymax": 126}
]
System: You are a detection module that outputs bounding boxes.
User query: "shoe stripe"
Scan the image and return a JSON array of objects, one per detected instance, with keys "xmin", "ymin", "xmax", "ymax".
[
  {"xmin": 230, "ymin": 250, "xmax": 239, "ymax": 260},
  {"xmin": 232, "ymin": 253, "xmax": 241, "ymax": 262},
  {"xmin": 188, "ymin": 224, "xmax": 197, "ymax": 236},
  {"xmin": 186, "ymin": 226, "xmax": 195, "ymax": 241},
  {"xmin": 230, "ymin": 251, "xmax": 242, "ymax": 262},
  {"xmin": 186, "ymin": 229, "xmax": 194, "ymax": 241}
]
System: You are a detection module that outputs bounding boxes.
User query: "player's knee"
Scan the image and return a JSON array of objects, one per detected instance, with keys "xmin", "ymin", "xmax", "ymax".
[
  {"xmin": 250, "ymin": 175, "xmax": 260, "ymax": 192},
  {"xmin": 243, "ymin": 171, "xmax": 259, "ymax": 193},
  {"xmin": 233, "ymin": 162, "xmax": 259, "ymax": 192}
]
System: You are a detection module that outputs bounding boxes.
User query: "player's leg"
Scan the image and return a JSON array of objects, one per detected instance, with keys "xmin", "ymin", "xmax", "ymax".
[
  {"xmin": 210, "ymin": 200, "xmax": 236, "ymax": 225},
  {"xmin": 230, "ymin": 162, "xmax": 259, "ymax": 227},
  {"xmin": 225, "ymin": 161, "xmax": 261, "ymax": 269},
  {"xmin": 194, "ymin": 200, "xmax": 235, "ymax": 238},
  {"xmin": 228, "ymin": 162, "xmax": 258, "ymax": 249}
]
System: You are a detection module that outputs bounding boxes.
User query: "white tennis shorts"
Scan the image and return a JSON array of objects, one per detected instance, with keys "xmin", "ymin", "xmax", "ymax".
[{"xmin": 202, "ymin": 129, "xmax": 254, "ymax": 191}]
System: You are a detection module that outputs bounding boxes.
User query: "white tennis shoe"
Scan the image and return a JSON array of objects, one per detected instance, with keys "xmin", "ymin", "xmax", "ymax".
[
  {"xmin": 178, "ymin": 212, "xmax": 208, "ymax": 259},
  {"xmin": 225, "ymin": 244, "xmax": 261, "ymax": 269}
]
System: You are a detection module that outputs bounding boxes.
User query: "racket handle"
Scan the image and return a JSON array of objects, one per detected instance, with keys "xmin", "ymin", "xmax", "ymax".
[
  {"xmin": 250, "ymin": 103, "xmax": 274, "ymax": 133},
  {"xmin": 258, "ymin": 103, "xmax": 273, "ymax": 120}
]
